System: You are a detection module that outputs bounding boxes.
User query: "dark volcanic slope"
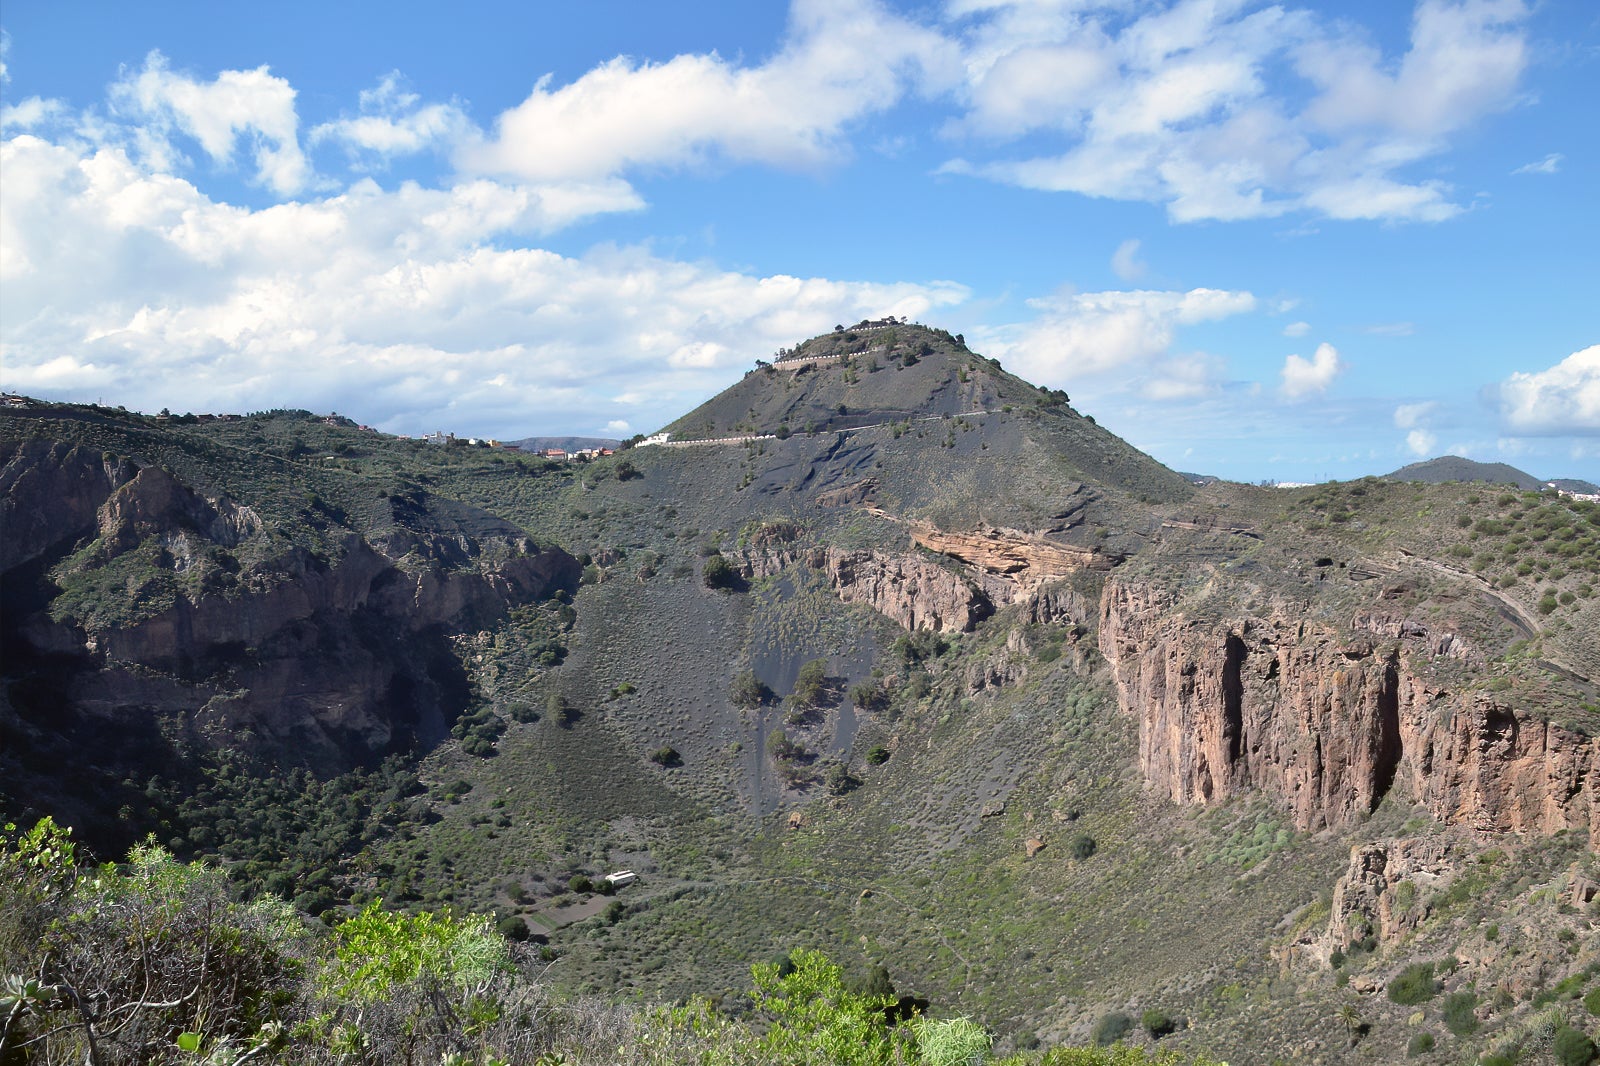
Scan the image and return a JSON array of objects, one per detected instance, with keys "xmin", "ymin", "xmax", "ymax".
[
  {"xmin": 663, "ymin": 320, "xmax": 1192, "ymax": 514},
  {"xmin": 1385, "ymin": 455, "xmax": 1543, "ymax": 488}
]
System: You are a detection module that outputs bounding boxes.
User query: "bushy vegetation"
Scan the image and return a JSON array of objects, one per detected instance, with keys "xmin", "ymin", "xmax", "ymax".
[
  {"xmin": 1387, "ymin": 961, "xmax": 1438, "ymax": 1005},
  {"xmin": 0, "ymin": 819, "xmax": 1235, "ymax": 1066}
]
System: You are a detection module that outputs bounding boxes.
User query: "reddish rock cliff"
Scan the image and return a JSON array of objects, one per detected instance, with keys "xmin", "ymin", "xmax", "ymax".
[{"xmin": 1098, "ymin": 576, "xmax": 1599, "ymax": 845}]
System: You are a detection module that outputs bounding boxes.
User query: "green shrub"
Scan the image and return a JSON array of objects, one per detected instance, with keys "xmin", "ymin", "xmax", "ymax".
[
  {"xmin": 912, "ymin": 1015, "xmax": 991, "ymax": 1066},
  {"xmin": 792, "ymin": 658, "xmax": 828, "ymax": 707},
  {"xmin": 568, "ymin": 874, "xmax": 594, "ymax": 894},
  {"xmin": 1090, "ymin": 1012, "xmax": 1133, "ymax": 1046},
  {"xmin": 1556, "ymin": 1027, "xmax": 1600, "ymax": 1066},
  {"xmin": 702, "ymin": 553, "xmax": 740, "ymax": 591},
  {"xmin": 1388, "ymin": 962, "xmax": 1438, "ymax": 1005},
  {"xmin": 865, "ymin": 745, "xmax": 891, "ymax": 766},
  {"xmin": 1585, "ymin": 987, "xmax": 1600, "ymax": 1017},
  {"xmin": 1070, "ymin": 834, "xmax": 1097, "ymax": 860},
  {"xmin": 1443, "ymin": 990, "xmax": 1479, "ymax": 1036},
  {"xmin": 1141, "ymin": 1008, "xmax": 1177, "ymax": 1038},
  {"xmin": 1407, "ymin": 1031, "xmax": 1435, "ymax": 1056},
  {"xmin": 731, "ymin": 670, "xmax": 773, "ymax": 708},
  {"xmin": 850, "ymin": 681, "xmax": 889, "ymax": 711}
]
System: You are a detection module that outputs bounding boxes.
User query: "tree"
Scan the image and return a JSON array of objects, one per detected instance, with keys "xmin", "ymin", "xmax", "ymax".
[
  {"xmin": 547, "ymin": 692, "xmax": 578, "ymax": 728},
  {"xmin": 1556, "ymin": 1027, "xmax": 1600, "ymax": 1066},
  {"xmin": 1091, "ymin": 1012, "xmax": 1133, "ymax": 1045},
  {"xmin": 850, "ymin": 681, "xmax": 888, "ymax": 711},
  {"xmin": 749, "ymin": 949, "xmax": 899, "ymax": 1066},
  {"xmin": 730, "ymin": 670, "xmax": 774, "ymax": 708},
  {"xmin": 766, "ymin": 730, "xmax": 804, "ymax": 760},
  {"xmin": 792, "ymin": 658, "xmax": 828, "ymax": 707},
  {"xmin": 702, "ymin": 553, "xmax": 740, "ymax": 591}
]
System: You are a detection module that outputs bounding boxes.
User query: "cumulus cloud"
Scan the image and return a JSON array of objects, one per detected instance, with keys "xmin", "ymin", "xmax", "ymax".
[
  {"xmin": 460, "ymin": 0, "xmax": 960, "ymax": 182},
  {"xmin": 1493, "ymin": 345, "xmax": 1600, "ymax": 435},
  {"xmin": 942, "ymin": 0, "xmax": 1531, "ymax": 223},
  {"xmin": 975, "ymin": 286, "xmax": 1254, "ymax": 390},
  {"xmin": 0, "ymin": 132, "xmax": 966, "ymax": 438},
  {"xmin": 310, "ymin": 72, "xmax": 472, "ymax": 165},
  {"xmin": 1282, "ymin": 320, "xmax": 1310, "ymax": 337},
  {"xmin": 1406, "ymin": 428, "xmax": 1438, "ymax": 456},
  {"xmin": 1280, "ymin": 342, "xmax": 1343, "ymax": 399},
  {"xmin": 108, "ymin": 51, "xmax": 310, "ymax": 194}
]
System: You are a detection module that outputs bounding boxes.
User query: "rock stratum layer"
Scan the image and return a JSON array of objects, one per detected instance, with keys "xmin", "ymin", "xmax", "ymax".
[
  {"xmin": 737, "ymin": 521, "xmax": 1108, "ymax": 636},
  {"xmin": 1098, "ymin": 575, "xmax": 1599, "ymax": 846}
]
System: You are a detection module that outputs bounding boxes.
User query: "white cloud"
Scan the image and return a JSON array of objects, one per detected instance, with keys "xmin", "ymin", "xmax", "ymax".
[
  {"xmin": 942, "ymin": 0, "xmax": 1531, "ymax": 223},
  {"xmin": 0, "ymin": 95, "xmax": 68, "ymax": 129},
  {"xmin": 0, "ymin": 130, "xmax": 967, "ymax": 438},
  {"xmin": 1282, "ymin": 320, "xmax": 1310, "ymax": 337},
  {"xmin": 1393, "ymin": 401, "xmax": 1436, "ymax": 429},
  {"xmin": 603, "ymin": 420, "xmax": 632, "ymax": 436},
  {"xmin": 1280, "ymin": 342, "xmax": 1343, "ymax": 399},
  {"xmin": 975, "ymin": 286, "xmax": 1254, "ymax": 389},
  {"xmin": 1365, "ymin": 322, "xmax": 1415, "ymax": 337},
  {"xmin": 1511, "ymin": 152, "xmax": 1562, "ymax": 175},
  {"xmin": 1297, "ymin": 0, "xmax": 1527, "ymax": 138},
  {"xmin": 1110, "ymin": 238, "xmax": 1146, "ymax": 282},
  {"xmin": 310, "ymin": 72, "xmax": 472, "ymax": 164},
  {"xmin": 108, "ymin": 51, "xmax": 310, "ymax": 195},
  {"xmin": 1493, "ymin": 345, "xmax": 1600, "ymax": 435},
  {"xmin": 1143, "ymin": 352, "xmax": 1225, "ymax": 400},
  {"xmin": 460, "ymin": 0, "xmax": 960, "ymax": 182},
  {"xmin": 1405, "ymin": 428, "xmax": 1438, "ymax": 456}
]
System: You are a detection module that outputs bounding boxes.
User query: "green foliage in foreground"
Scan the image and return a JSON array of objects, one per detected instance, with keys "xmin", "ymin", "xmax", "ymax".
[{"xmin": 1, "ymin": 819, "xmax": 1232, "ymax": 1066}]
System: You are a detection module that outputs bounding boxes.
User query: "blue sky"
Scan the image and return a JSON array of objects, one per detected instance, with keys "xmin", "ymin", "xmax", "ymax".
[{"xmin": 1, "ymin": 0, "xmax": 1595, "ymax": 482}]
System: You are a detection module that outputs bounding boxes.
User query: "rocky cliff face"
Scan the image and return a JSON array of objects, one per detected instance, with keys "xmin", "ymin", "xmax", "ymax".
[
  {"xmin": 1, "ymin": 439, "xmax": 580, "ymax": 772},
  {"xmin": 735, "ymin": 521, "xmax": 1108, "ymax": 635},
  {"xmin": 1098, "ymin": 575, "xmax": 1599, "ymax": 846}
]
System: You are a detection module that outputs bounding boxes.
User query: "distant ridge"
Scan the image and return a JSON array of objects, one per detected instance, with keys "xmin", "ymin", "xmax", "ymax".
[
  {"xmin": 1383, "ymin": 455, "xmax": 1598, "ymax": 493},
  {"xmin": 1384, "ymin": 456, "xmax": 1543, "ymax": 489},
  {"xmin": 512, "ymin": 435, "xmax": 621, "ymax": 453}
]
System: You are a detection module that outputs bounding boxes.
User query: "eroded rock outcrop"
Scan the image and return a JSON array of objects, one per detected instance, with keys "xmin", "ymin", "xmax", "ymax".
[
  {"xmin": 1326, "ymin": 838, "xmax": 1463, "ymax": 950},
  {"xmin": 735, "ymin": 523, "xmax": 1108, "ymax": 635},
  {"xmin": 2, "ymin": 440, "xmax": 581, "ymax": 771},
  {"xmin": 1099, "ymin": 576, "xmax": 1600, "ymax": 845},
  {"xmin": 909, "ymin": 524, "xmax": 1116, "ymax": 591}
]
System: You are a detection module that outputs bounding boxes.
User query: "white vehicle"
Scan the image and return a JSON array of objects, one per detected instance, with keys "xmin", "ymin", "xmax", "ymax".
[{"xmin": 604, "ymin": 870, "xmax": 637, "ymax": 888}]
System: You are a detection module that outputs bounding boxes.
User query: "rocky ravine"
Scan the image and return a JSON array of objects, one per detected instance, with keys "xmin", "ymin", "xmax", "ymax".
[
  {"xmin": 1098, "ymin": 574, "xmax": 1599, "ymax": 847},
  {"xmin": 1, "ymin": 439, "xmax": 580, "ymax": 770}
]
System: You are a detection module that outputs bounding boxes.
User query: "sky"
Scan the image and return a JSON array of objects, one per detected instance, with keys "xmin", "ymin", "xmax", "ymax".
[{"xmin": 1, "ymin": 0, "xmax": 1596, "ymax": 483}]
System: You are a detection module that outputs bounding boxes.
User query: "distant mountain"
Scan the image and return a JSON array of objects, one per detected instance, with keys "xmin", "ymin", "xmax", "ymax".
[
  {"xmin": 1384, "ymin": 456, "xmax": 1543, "ymax": 489},
  {"xmin": 1549, "ymin": 477, "xmax": 1600, "ymax": 494},
  {"xmin": 1384, "ymin": 455, "xmax": 1598, "ymax": 493},
  {"xmin": 511, "ymin": 435, "xmax": 621, "ymax": 453}
]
